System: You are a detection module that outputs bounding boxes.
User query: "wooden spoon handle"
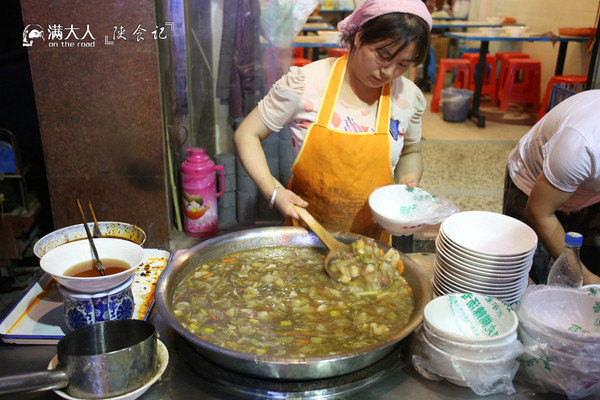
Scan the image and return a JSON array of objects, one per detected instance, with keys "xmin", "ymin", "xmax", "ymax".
[{"xmin": 293, "ymin": 206, "xmax": 341, "ymax": 251}]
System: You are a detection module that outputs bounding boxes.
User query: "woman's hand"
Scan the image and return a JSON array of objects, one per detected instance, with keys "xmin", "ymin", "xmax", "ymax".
[
  {"xmin": 396, "ymin": 172, "xmax": 419, "ymax": 188},
  {"xmin": 272, "ymin": 187, "xmax": 309, "ymax": 220},
  {"xmin": 394, "ymin": 142, "xmax": 423, "ymax": 188}
]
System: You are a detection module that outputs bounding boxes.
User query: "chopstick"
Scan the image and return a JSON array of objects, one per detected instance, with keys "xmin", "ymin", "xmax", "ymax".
[
  {"xmin": 88, "ymin": 200, "xmax": 102, "ymax": 238},
  {"xmin": 76, "ymin": 198, "xmax": 105, "ymax": 276}
]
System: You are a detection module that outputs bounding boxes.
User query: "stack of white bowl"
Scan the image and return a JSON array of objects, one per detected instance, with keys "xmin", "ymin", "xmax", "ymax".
[
  {"xmin": 433, "ymin": 211, "xmax": 537, "ymax": 304},
  {"xmin": 516, "ymin": 285, "xmax": 600, "ymax": 398},
  {"xmin": 412, "ymin": 293, "xmax": 523, "ymax": 395}
]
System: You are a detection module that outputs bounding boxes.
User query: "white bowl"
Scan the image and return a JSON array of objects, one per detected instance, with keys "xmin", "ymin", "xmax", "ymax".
[
  {"xmin": 434, "ymin": 259, "xmax": 528, "ymax": 291},
  {"xmin": 434, "ymin": 259, "xmax": 527, "ymax": 289},
  {"xmin": 480, "ymin": 27, "xmax": 503, "ymax": 37},
  {"xmin": 423, "ymin": 322, "xmax": 523, "ymax": 361},
  {"xmin": 502, "ymin": 26, "xmax": 528, "ymax": 37},
  {"xmin": 518, "ymin": 326, "xmax": 600, "ymax": 372},
  {"xmin": 486, "ymin": 16, "xmax": 504, "ymax": 25},
  {"xmin": 317, "ymin": 30, "xmax": 340, "ymax": 43},
  {"xmin": 424, "ymin": 293, "xmax": 519, "ymax": 344},
  {"xmin": 34, "ymin": 221, "xmax": 146, "ymax": 258},
  {"xmin": 369, "ymin": 185, "xmax": 445, "ymax": 235},
  {"xmin": 440, "ymin": 211, "xmax": 537, "ymax": 257},
  {"xmin": 437, "ymin": 231, "xmax": 535, "ymax": 264},
  {"xmin": 519, "ymin": 286, "xmax": 600, "ymax": 343},
  {"xmin": 40, "ymin": 238, "xmax": 145, "ymax": 293},
  {"xmin": 436, "ymin": 236, "xmax": 533, "ymax": 271},
  {"xmin": 435, "ymin": 247, "xmax": 530, "ymax": 280},
  {"xmin": 419, "ymin": 330, "xmax": 520, "ymax": 388},
  {"xmin": 518, "ymin": 348, "xmax": 600, "ymax": 397}
]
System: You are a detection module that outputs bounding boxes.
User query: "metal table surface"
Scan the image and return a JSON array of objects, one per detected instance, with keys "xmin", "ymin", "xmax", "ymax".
[{"xmin": 0, "ymin": 253, "xmax": 593, "ymax": 400}]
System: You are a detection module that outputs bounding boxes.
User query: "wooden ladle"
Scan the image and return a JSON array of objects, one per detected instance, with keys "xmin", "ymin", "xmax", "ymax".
[{"xmin": 293, "ymin": 206, "xmax": 351, "ymax": 281}]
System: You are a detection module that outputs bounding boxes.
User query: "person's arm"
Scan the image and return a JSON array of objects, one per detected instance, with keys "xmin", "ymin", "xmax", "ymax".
[
  {"xmin": 233, "ymin": 108, "xmax": 308, "ymax": 220},
  {"xmin": 525, "ymin": 172, "xmax": 600, "ymax": 284},
  {"xmin": 393, "ymin": 141, "xmax": 423, "ymax": 188}
]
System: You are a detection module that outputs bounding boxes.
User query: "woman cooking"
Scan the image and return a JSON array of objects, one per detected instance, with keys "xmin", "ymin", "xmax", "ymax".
[{"xmin": 233, "ymin": 0, "xmax": 432, "ymax": 243}]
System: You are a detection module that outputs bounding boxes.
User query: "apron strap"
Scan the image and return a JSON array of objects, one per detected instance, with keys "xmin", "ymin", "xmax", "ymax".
[
  {"xmin": 375, "ymin": 83, "xmax": 391, "ymax": 133},
  {"xmin": 316, "ymin": 55, "xmax": 346, "ymax": 126}
]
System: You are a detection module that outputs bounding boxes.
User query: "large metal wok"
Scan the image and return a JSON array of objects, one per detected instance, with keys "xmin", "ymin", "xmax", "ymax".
[{"xmin": 155, "ymin": 226, "xmax": 431, "ymax": 380}]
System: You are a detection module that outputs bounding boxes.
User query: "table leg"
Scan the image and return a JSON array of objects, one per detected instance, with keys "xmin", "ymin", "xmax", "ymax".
[
  {"xmin": 555, "ymin": 42, "xmax": 568, "ymax": 75},
  {"xmin": 468, "ymin": 41, "xmax": 488, "ymax": 128}
]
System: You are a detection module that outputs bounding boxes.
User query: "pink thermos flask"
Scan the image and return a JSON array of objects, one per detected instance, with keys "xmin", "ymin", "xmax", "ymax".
[{"xmin": 181, "ymin": 147, "xmax": 224, "ymax": 237}]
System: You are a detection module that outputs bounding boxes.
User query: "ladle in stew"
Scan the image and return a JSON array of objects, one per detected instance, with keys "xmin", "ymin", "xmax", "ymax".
[
  {"xmin": 294, "ymin": 206, "xmax": 402, "ymax": 288},
  {"xmin": 293, "ymin": 205, "xmax": 351, "ymax": 282}
]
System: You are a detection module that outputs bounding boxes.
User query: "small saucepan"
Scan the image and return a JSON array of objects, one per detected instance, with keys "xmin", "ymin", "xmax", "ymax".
[{"xmin": 0, "ymin": 319, "xmax": 158, "ymax": 398}]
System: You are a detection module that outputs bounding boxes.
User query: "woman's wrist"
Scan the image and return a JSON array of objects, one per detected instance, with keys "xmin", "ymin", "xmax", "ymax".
[{"xmin": 269, "ymin": 184, "xmax": 280, "ymax": 208}]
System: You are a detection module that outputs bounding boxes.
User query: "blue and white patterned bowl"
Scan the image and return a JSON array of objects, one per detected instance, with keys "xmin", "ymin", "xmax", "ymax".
[{"xmin": 59, "ymin": 276, "xmax": 135, "ymax": 331}]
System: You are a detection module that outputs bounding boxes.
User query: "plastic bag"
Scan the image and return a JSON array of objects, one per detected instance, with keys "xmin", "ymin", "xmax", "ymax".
[
  {"xmin": 259, "ymin": 0, "xmax": 319, "ymax": 48},
  {"xmin": 515, "ymin": 285, "xmax": 600, "ymax": 398},
  {"xmin": 411, "ymin": 327, "xmax": 520, "ymax": 396}
]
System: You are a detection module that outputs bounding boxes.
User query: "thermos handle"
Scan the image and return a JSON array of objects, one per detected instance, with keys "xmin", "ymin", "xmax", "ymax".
[{"xmin": 216, "ymin": 165, "xmax": 224, "ymax": 198}]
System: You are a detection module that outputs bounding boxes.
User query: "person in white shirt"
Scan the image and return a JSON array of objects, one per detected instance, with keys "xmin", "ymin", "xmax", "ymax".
[
  {"xmin": 503, "ymin": 89, "xmax": 600, "ymax": 285},
  {"xmin": 234, "ymin": 0, "xmax": 432, "ymax": 243}
]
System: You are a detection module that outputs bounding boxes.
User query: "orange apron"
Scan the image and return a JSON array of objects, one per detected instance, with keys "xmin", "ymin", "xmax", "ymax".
[{"xmin": 288, "ymin": 55, "xmax": 394, "ymax": 243}]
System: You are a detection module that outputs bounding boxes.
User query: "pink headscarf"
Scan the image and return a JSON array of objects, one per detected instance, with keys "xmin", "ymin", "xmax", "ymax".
[{"xmin": 337, "ymin": 0, "xmax": 433, "ymax": 34}]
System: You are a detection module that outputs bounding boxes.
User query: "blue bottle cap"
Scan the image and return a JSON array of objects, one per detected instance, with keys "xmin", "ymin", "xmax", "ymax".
[{"xmin": 565, "ymin": 232, "xmax": 583, "ymax": 247}]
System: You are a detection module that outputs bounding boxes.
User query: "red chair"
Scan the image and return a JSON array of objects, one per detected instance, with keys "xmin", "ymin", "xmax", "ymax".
[
  {"xmin": 537, "ymin": 75, "xmax": 587, "ymax": 121},
  {"xmin": 431, "ymin": 58, "xmax": 471, "ymax": 112},
  {"xmin": 498, "ymin": 58, "xmax": 541, "ymax": 111},
  {"xmin": 494, "ymin": 52, "xmax": 529, "ymax": 104},
  {"xmin": 292, "ymin": 47, "xmax": 311, "ymax": 67},
  {"xmin": 459, "ymin": 53, "xmax": 497, "ymax": 103}
]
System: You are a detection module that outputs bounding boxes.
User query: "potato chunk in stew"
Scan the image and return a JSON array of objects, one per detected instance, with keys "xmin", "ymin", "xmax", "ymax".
[
  {"xmin": 328, "ymin": 238, "xmax": 403, "ymax": 288},
  {"xmin": 172, "ymin": 245, "xmax": 414, "ymax": 358}
]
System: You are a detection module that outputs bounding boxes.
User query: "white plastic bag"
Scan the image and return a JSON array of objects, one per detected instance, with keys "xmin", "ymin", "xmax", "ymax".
[
  {"xmin": 369, "ymin": 185, "xmax": 460, "ymax": 236},
  {"xmin": 259, "ymin": 0, "xmax": 319, "ymax": 48},
  {"xmin": 411, "ymin": 327, "xmax": 520, "ymax": 396}
]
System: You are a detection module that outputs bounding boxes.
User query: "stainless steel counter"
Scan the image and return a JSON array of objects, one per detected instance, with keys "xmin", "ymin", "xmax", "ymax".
[{"xmin": 0, "ymin": 254, "xmax": 589, "ymax": 399}]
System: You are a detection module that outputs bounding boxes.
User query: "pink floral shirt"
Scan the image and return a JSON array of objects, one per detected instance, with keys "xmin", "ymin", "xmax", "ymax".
[{"xmin": 257, "ymin": 57, "xmax": 425, "ymax": 169}]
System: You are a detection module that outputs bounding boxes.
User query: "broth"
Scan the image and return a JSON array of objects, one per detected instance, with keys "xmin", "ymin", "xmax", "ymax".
[
  {"xmin": 172, "ymin": 244, "xmax": 414, "ymax": 358},
  {"xmin": 65, "ymin": 259, "xmax": 130, "ymax": 277}
]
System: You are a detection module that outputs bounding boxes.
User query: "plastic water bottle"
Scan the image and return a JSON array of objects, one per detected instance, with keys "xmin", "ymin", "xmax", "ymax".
[{"xmin": 546, "ymin": 232, "xmax": 584, "ymax": 288}]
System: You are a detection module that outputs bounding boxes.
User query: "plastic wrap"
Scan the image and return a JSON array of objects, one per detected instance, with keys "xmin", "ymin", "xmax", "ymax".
[
  {"xmin": 369, "ymin": 185, "xmax": 460, "ymax": 236},
  {"xmin": 423, "ymin": 323, "xmax": 524, "ymax": 361},
  {"xmin": 411, "ymin": 327, "xmax": 520, "ymax": 395},
  {"xmin": 259, "ymin": 0, "xmax": 319, "ymax": 48},
  {"xmin": 515, "ymin": 285, "xmax": 600, "ymax": 398}
]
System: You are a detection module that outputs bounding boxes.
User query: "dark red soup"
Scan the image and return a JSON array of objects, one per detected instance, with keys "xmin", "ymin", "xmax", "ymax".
[{"xmin": 65, "ymin": 259, "xmax": 130, "ymax": 277}]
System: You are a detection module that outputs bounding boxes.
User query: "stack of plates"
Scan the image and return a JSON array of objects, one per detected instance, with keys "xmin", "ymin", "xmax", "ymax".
[{"xmin": 433, "ymin": 211, "xmax": 537, "ymax": 304}]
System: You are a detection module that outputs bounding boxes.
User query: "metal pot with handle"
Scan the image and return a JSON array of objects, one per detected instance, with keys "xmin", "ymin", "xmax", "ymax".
[{"xmin": 0, "ymin": 319, "xmax": 158, "ymax": 399}]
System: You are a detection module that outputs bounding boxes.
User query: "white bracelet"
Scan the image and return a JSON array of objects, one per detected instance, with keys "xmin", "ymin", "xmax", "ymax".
[{"xmin": 269, "ymin": 185, "xmax": 280, "ymax": 208}]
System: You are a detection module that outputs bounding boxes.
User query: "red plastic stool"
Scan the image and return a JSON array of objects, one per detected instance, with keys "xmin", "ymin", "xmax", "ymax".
[
  {"xmin": 498, "ymin": 58, "xmax": 541, "ymax": 111},
  {"xmin": 292, "ymin": 48, "xmax": 311, "ymax": 67},
  {"xmin": 293, "ymin": 58, "xmax": 311, "ymax": 67},
  {"xmin": 329, "ymin": 48, "xmax": 348, "ymax": 58},
  {"xmin": 537, "ymin": 75, "xmax": 587, "ymax": 121},
  {"xmin": 460, "ymin": 53, "xmax": 497, "ymax": 103},
  {"xmin": 495, "ymin": 52, "xmax": 529, "ymax": 104},
  {"xmin": 431, "ymin": 58, "xmax": 471, "ymax": 112}
]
